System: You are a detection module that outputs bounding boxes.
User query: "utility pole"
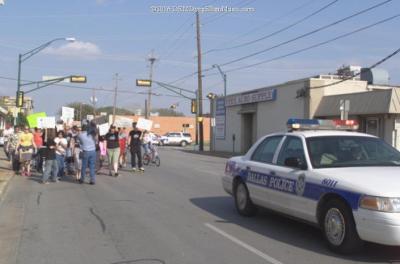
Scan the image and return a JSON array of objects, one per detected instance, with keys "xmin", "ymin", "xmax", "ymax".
[
  {"xmin": 196, "ymin": 11, "xmax": 204, "ymax": 151},
  {"xmin": 147, "ymin": 50, "xmax": 157, "ymax": 119},
  {"xmin": 112, "ymin": 73, "xmax": 121, "ymax": 124},
  {"xmin": 91, "ymin": 88, "xmax": 97, "ymax": 116}
]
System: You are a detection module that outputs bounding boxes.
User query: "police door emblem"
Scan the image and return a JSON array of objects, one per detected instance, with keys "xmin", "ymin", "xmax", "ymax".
[{"xmin": 296, "ymin": 174, "xmax": 306, "ymax": 196}]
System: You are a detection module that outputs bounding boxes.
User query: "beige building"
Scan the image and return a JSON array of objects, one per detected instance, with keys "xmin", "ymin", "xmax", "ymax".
[
  {"xmin": 213, "ymin": 69, "xmax": 400, "ymax": 153},
  {"xmin": 0, "ymin": 96, "xmax": 34, "ymax": 116}
]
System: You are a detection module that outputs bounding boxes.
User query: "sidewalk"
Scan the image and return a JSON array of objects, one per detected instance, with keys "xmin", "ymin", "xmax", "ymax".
[{"xmin": 0, "ymin": 150, "xmax": 14, "ymax": 199}]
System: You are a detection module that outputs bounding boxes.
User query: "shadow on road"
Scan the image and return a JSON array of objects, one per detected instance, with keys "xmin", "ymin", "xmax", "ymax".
[
  {"xmin": 181, "ymin": 149, "xmax": 233, "ymax": 159},
  {"xmin": 190, "ymin": 196, "xmax": 400, "ymax": 263}
]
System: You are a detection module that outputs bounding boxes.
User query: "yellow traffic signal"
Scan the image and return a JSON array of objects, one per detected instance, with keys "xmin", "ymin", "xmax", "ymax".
[
  {"xmin": 136, "ymin": 79, "xmax": 152, "ymax": 87},
  {"xmin": 191, "ymin": 99, "xmax": 197, "ymax": 114},
  {"xmin": 16, "ymin": 91, "xmax": 24, "ymax": 107},
  {"xmin": 70, "ymin": 75, "xmax": 87, "ymax": 83}
]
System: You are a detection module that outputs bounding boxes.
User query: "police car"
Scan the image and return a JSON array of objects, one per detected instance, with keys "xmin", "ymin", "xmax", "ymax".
[{"xmin": 222, "ymin": 119, "xmax": 400, "ymax": 253}]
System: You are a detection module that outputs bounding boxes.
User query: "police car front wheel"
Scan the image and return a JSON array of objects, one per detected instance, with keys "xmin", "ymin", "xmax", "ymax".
[
  {"xmin": 321, "ymin": 199, "xmax": 363, "ymax": 254},
  {"xmin": 234, "ymin": 181, "xmax": 257, "ymax": 216}
]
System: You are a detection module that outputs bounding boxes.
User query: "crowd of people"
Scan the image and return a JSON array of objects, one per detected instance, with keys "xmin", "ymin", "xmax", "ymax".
[{"xmin": 2, "ymin": 121, "xmax": 158, "ymax": 185}]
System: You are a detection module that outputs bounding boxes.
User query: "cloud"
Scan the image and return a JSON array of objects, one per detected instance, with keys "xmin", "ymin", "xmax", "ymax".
[{"xmin": 44, "ymin": 41, "xmax": 102, "ymax": 58}]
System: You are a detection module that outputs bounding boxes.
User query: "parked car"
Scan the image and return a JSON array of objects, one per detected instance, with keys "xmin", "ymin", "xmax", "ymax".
[{"xmin": 160, "ymin": 132, "xmax": 192, "ymax": 147}]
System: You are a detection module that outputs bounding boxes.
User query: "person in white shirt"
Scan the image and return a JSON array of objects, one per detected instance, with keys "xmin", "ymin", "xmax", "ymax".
[
  {"xmin": 142, "ymin": 130, "xmax": 151, "ymax": 155},
  {"xmin": 54, "ymin": 130, "xmax": 68, "ymax": 179},
  {"xmin": 3, "ymin": 125, "xmax": 14, "ymax": 160}
]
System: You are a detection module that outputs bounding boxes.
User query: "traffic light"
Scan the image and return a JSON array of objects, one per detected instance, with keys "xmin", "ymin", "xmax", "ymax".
[
  {"xmin": 70, "ymin": 75, "xmax": 87, "ymax": 83},
  {"xmin": 191, "ymin": 99, "xmax": 197, "ymax": 114},
  {"xmin": 16, "ymin": 91, "xmax": 24, "ymax": 107},
  {"xmin": 136, "ymin": 79, "xmax": 152, "ymax": 87}
]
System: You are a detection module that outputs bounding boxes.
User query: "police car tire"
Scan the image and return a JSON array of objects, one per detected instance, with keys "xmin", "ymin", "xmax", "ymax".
[
  {"xmin": 234, "ymin": 181, "xmax": 257, "ymax": 216},
  {"xmin": 322, "ymin": 199, "xmax": 363, "ymax": 254},
  {"xmin": 180, "ymin": 141, "xmax": 187, "ymax": 147}
]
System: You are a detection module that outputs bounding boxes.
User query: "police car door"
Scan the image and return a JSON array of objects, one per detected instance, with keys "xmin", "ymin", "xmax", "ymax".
[
  {"xmin": 245, "ymin": 135, "xmax": 284, "ymax": 208},
  {"xmin": 271, "ymin": 135, "xmax": 315, "ymax": 222}
]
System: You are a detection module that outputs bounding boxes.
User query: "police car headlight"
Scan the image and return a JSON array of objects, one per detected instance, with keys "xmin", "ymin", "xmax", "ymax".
[{"xmin": 360, "ymin": 196, "xmax": 400, "ymax": 213}]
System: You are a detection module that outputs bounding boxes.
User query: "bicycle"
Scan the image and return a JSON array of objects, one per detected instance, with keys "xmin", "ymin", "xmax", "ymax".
[{"xmin": 143, "ymin": 143, "xmax": 160, "ymax": 167}]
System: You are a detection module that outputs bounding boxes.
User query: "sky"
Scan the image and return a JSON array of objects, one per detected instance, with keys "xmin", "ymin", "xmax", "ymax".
[{"xmin": 0, "ymin": 0, "xmax": 399, "ymax": 116}]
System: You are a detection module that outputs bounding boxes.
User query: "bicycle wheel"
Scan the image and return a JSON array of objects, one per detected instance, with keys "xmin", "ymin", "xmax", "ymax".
[
  {"xmin": 143, "ymin": 154, "xmax": 150, "ymax": 166},
  {"xmin": 155, "ymin": 156, "xmax": 160, "ymax": 167}
]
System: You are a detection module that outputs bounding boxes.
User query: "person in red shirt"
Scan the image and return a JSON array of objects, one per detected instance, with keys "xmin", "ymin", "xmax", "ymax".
[
  {"xmin": 33, "ymin": 128, "xmax": 43, "ymax": 148},
  {"xmin": 33, "ymin": 127, "xmax": 44, "ymax": 172}
]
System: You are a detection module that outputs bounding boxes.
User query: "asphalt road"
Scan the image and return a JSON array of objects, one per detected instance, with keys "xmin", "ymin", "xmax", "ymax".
[{"xmin": 0, "ymin": 148, "xmax": 399, "ymax": 264}]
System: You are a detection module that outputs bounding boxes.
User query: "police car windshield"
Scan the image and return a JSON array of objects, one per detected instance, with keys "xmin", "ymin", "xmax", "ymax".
[{"xmin": 306, "ymin": 136, "xmax": 400, "ymax": 169}]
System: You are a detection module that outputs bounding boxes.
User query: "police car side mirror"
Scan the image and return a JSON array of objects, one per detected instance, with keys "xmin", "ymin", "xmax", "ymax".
[{"xmin": 285, "ymin": 157, "xmax": 307, "ymax": 170}]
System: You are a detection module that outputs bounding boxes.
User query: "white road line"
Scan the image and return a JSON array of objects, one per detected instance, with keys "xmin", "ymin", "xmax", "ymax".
[{"xmin": 204, "ymin": 222, "xmax": 284, "ymax": 264}]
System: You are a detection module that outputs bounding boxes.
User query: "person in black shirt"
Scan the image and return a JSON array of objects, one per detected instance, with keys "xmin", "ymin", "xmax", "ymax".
[
  {"xmin": 41, "ymin": 137, "xmax": 59, "ymax": 184},
  {"xmin": 105, "ymin": 125, "xmax": 120, "ymax": 177},
  {"xmin": 128, "ymin": 122, "xmax": 143, "ymax": 171}
]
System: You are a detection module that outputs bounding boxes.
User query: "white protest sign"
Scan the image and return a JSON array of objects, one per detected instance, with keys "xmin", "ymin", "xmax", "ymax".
[
  {"xmin": 62, "ymin": 106, "xmax": 74, "ymax": 120},
  {"xmin": 136, "ymin": 118, "xmax": 153, "ymax": 131},
  {"xmin": 87, "ymin": 115, "xmax": 94, "ymax": 121},
  {"xmin": 113, "ymin": 117, "xmax": 133, "ymax": 128},
  {"xmin": 37, "ymin": 117, "xmax": 56, "ymax": 129},
  {"xmin": 98, "ymin": 123, "xmax": 110, "ymax": 136}
]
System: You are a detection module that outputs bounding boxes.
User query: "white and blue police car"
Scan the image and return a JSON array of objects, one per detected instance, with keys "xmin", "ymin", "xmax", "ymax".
[{"xmin": 222, "ymin": 118, "xmax": 400, "ymax": 253}]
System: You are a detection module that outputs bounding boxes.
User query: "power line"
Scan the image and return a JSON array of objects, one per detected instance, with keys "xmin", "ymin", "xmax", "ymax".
[
  {"xmin": 156, "ymin": 1, "xmax": 219, "ymax": 61},
  {"xmin": 218, "ymin": 14, "xmax": 400, "ymax": 74},
  {"xmin": 218, "ymin": 0, "xmax": 393, "ymax": 67},
  {"xmin": 203, "ymin": 0, "xmax": 318, "ymax": 53},
  {"xmin": 202, "ymin": 0, "xmax": 256, "ymax": 25},
  {"xmin": 202, "ymin": 0, "xmax": 339, "ymax": 55},
  {"xmin": 167, "ymin": 0, "xmax": 391, "ymax": 85}
]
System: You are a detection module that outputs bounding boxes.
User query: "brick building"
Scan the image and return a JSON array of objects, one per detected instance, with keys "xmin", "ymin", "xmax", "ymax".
[{"xmin": 110, "ymin": 115, "xmax": 211, "ymax": 142}]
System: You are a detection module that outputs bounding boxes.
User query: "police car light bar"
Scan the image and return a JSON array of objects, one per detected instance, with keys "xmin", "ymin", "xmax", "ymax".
[{"xmin": 287, "ymin": 118, "xmax": 359, "ymax": 131}]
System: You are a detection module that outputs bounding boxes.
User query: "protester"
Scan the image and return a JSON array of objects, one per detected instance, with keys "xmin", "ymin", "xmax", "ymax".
[
  {"xmin": 128, "ymin": 122, "xmax": 144, "ymax": 172},
  {"xmin": 142, "ymin": 130, "xmax": 151, "ymax": 155},
  {"xmin": 65, "ymin": 128, "xmax": 75, "ymax": 175},
  {"xmin": 7, "ymin": 126, "xmax": 20, "ymax": 173},
  {"xmin": 3, "ymin": 125, "xmax": 14, "ymax": 160},
  {"xmin": 17, "ymin": 126, "xmax": 36, "ymax": 176},
  {"xmin": 98, "ymin": 135, "xmax": 107, "ymax": 171},
  {"xmin": 118, "ymin": 127, "xmax": 127, "ymax": 168},
  {"xmin": 42, "ymin": 131, "xmax": 58, "ymax": 184},
  {"xmin": 70, "ymin": 126, "xmax": 82, "ymax": 181},
  {"xmin": 54, "ymin": 131, "xmax": 68, "ymax": 179},
  {"xmin": 33, "ymin": 127, "xmax": 44, "ymax": 172},
  {"xmin": 78, "ymin": 122, "xmax": 97, "ymax": 185},
  {"xmin": 33, "ymin": 128, "xmax": 43, "ymax": 148},
  {"xmin": 105, "ymin": 125, "xmax": 120, "ymax": 177}
]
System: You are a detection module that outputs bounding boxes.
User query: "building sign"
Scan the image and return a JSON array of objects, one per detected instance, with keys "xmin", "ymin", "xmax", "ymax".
[
  {"xmin": 225, "ymin": 88, "xmax": 277, "ymax": 107},
  {"xmin": 215, "ymin": 98, "xmax": 226, "ymax": 139}
]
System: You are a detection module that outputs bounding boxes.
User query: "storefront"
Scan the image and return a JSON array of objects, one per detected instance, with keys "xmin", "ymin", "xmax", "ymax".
[{"xmin": 213, "ymin": 74, "xmax": 400, "ymax": 153}]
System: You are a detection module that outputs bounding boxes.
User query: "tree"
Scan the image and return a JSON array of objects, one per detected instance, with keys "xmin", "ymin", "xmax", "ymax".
[{"xmin": 151, "ymin": 108, "xmax": 184, "ymax": 117}]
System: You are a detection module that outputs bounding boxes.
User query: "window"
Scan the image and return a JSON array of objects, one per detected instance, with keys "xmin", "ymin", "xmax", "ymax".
[
  {"xmin": 251, "ymin": 136, "xmax": 283, "ymax": 163},
  {"xmin": 277, "ymin": 136, "xmax": 306, "ymax": 167},
  {"xmin": 183, "ymin": 133, "xmax": 191, "ymax": 137},
  {"xmin": 307, "ymin": 136, "xmax": 400, "ymax": 168}
]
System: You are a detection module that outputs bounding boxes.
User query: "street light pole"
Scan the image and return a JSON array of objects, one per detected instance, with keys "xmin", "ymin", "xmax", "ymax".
[
  {"xmin": 212, "ymin": 64, "xmax": 227, "ymax": 97},
  {"xmin": 16, "ymin": 37, "xmax": 75, "ymax": 125}
]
